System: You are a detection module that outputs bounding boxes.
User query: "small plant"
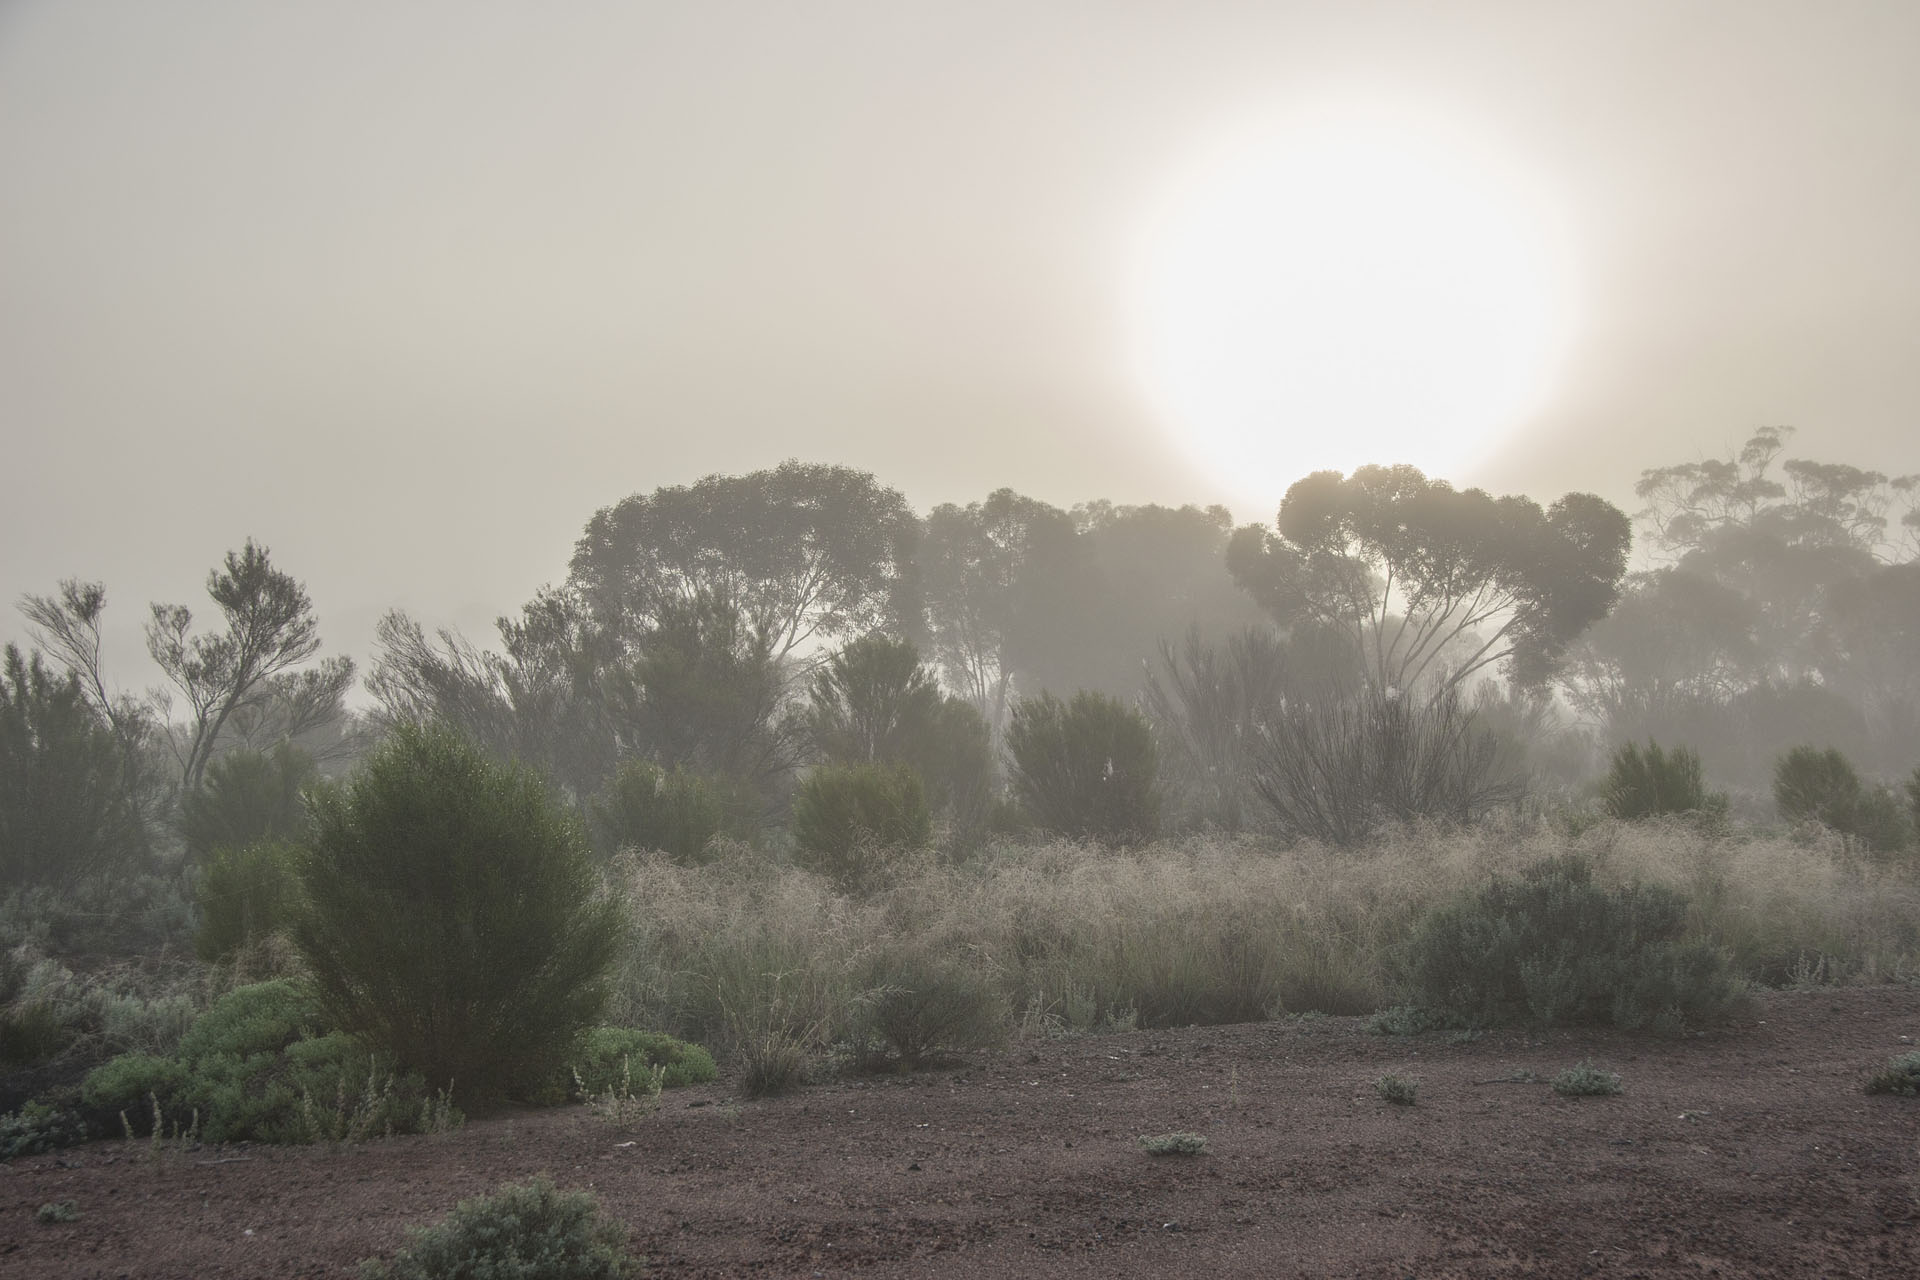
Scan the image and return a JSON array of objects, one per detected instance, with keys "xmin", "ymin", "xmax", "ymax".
[
  {"xmin": 574, "ymin": 1057, "xmax": 665, "ymax": 1127},
  {"xmin": 1552, "ymin": 1061, "xmax": 1623, "ymax": 1097},
  {"xmin": 1, "ymin": 1101, "xmax": 88, "ymax": 1160},
  {"xmin": 566, "ymin": 1027, "xmax": 717, "ymax": 1097},
  {"xmin": 1137, "ymin": 1131, "xmax": 1208, "ymax": 1156},
  {"xmin": 1365, "ymin": 1005, "xmax": 1457, "ymax": 1037},
  {"xmin": 359, "ymin": 1173, "xmax": 636, "ymax": 1280},
  {"xmin": 35, "ymin": 1200, "xmax": 80, "ymax": 1224},
  {"xmin": 852, "ymin": 942, "xmax": 1007, "ymax": 1070},
  {"xmin": 1375, "ymin": 1073, "xmax": 1418, "ymax": 1105},
  {"xmin": 1865, "ymin": 1050, "xmax": 1920, "ymax": 1096}
]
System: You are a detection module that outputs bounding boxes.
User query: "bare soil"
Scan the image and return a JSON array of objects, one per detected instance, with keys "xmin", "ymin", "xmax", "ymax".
[{"xmin": 5, "ymin": 985, "xmax": 1919, "ymax": 1278}]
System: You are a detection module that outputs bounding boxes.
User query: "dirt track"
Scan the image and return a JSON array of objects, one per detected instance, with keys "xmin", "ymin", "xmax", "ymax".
[{"xmin": 5, "ymin": 985, "xmax": 1919, "ymax": 1278}]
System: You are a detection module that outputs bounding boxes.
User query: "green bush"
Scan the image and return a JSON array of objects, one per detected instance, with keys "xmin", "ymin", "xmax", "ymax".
[
  {"xmin": 1375, "ymin": 1074, "xmax": 1418, "ymax": 1105},
  {"xmin": 1865, "ymin": 1050, "xmax": 1920, "ymax": 1096},
  {"xmin": 590, "ymin": 760, "xmax": 730, "ymax": 863},
  {"xmin": 360, "ymin": 1174, "xmax": 636, "ymax": 1280},
  {"xmin": 1907, "ymin": 766, "xmax": 1920, "ymax": 838},
  {"xmin": 194, "ymin": 839, "xmax": 301, "ymax": 965},
  {"xmin": 1, "ymin": 1101, "xmax": 87, "ymax": 1160},
  {"xmin": 294, "ymin": 723, "xmax": 623, "ymax": 1105},
  {"xmin": 790, "ymin": 762, "xmax": 931, "ymax": 892},
  {"xmin": 1137, "ymin": 1131, "xmax": 1207, "ymax": 1156},
  {"xmin": 181, "ymin": 742, "xmax": 315, "ymax": 864},
  {"xmin": 1006, "ymin": 691, "xmax": 1161, "ymax": 845},
  {"xmin": 80, "ymin": 981, "xmax": 452, "ymax": 1144},
  {"xmin": 1602, "ymin": 740, "xmax": 1726, "ymax": 821},
  {"xmin": 852, "ymin": 943, "xmax": 1007, "ymax": 1069},
  {"xmin": 2, "ymin": 871, "xmax": 194, "ymax": 960},
  {"xmin": 565, "ymin": 1027, "xmax": 716, "ymax": 1098},
  {"xmin": 1775, "ymin": 746, "xmax": 1913, "ymax": 852},
  {"xmin": 1402, "ymin": 856, "xmax": 1743, "ymax": 1033}
]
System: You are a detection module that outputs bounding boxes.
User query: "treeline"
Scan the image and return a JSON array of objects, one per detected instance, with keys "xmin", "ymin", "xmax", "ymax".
[{"xmin": 6, "ymin": 430, "xmax": 1920, "ymax": 909}]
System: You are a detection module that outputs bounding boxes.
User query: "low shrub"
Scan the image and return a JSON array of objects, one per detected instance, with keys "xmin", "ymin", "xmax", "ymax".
[
  {"xmin": 1375, "ymin": 1073, "xmax": 1418, "ymax": 1105},
  {"xmin": 790, "ymin": 763, "xmax": 931, "ymax": 893},
  {"xmin": 852, "ymin": 943, "xmax": 1007, "ymax": 1069},
  {"xmin": 1, "ymin": 1100, "xmax": 87, "ymax": 1159},
  {"xmin": 1552, "ymin": 1061, "xmax": 1623, "ymax": 1097},
  {"xmin": 591, "ymin": 760, "xmax": 731, "ymax": 863},
  {"xmin": 360, "ymin": 1174, "xmax": 636, "ymax": 1280},
  {"xmin": 1602, "ymin": 740, "xmax": 1726, "ymax": 822},
  {"xmin": 565, "ymin": 1027, "xmax": 716, "ymax": 1098},
  {"xmin": 194, "ymin": 840, "xmax": 301, "ymax": 965},
  {"xmin": 1402, "ymin": 855, "xmax": 1744, "ymax": 1033},
  {"xmin": 1775, "ymin": 746, "xmax": 1912, "ymax": 853},
  {"xmin": 80, "ymin": 981, "xmax": 454, "ymax": 1145},
  {"xmin": 1865, "ymin": 1050, "xmax": 1920, "ymax": 1097},
  {"xmin": 1137, "ymin": 1131, "xmax": 1207, "ymax": 1156}
]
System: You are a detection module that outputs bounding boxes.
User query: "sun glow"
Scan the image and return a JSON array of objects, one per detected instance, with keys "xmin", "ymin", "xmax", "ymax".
[{"xmin": 1130, "ymin": 99, "xmax": 1581, "ymax": 505}]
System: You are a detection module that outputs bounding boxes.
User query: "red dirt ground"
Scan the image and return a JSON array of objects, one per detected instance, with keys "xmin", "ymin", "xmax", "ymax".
[{"xmin": 5, "ymin": 985, "xmax": 1919, "ymax": 1278}]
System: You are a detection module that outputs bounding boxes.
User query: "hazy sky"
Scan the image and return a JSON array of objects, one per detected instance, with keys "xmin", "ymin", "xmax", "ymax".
[{"xmin": 4, "ymin": 1, "xmax": 1917, "ymax": 690}]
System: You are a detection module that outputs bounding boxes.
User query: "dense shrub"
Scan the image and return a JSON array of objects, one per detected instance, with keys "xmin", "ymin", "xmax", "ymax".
[
  {"xmin": 790, "ymin": 762, "xmax": 931, "ymax": 892},
  {"xmin": 360, "ymin": 1174, "xmax": 636, "ymax": 1280},
  {"xmin": 0, "ymin": 1100, "xmax": 87, "ymax": 1159},
  {"xmin": 590, "ymin": 760, "xmax": 730, "ymax": 863},
  {"xmin": 1865, "ymin": 1050, "xmax": 1920, "ymax": 1097},
  {"xmin": 180, "ymin": 742, "xmax": 315, "ymax": 864},
  {"xmin": 0, "ymin": 646, "xmax": 145, "ymax": 889},
  {"xmin": 194, "ymin": 839, "xmax": 301, "ymax": 964},
  {"xmin": 1775, "ymin": 746, "xmax": 1913, "ymax": 853},
  {"xmin": 294, "ymin": 723, "xmax": 623, "ymax": 1105},
  {"xmin": 1006, "ymin": 691, "xmax": 1160, "ymax": 844},
  {"xmin": 1602, "ymin": 740, "xmax": 1727, "ymax": 821},
  {"xmin": 564, "ymin": 1027, "xmax": 716, "ymax": 1098},
  {"xmin": 1249, "ymin": 687, "xmax": 1521, "ymax": 847},
  {"xmin": 1774, "ymin": 745, "xmax": 1863, "ymax": 830},
  {"xmin": 1, "ymin": 871, "xmax": 195, "ymax": 961},
  {"xmin": 1908, "ymin": 766, "xmax": 1920, "ymax": 837},
  {"xmin": 80, "ymin": 980, "xmax": 451, "ymax": 1144},
  {"xmin": 852, "ymin": 941, "xmax": 1007, "ymax": 1069},
  {"xmin": 1402, "ymin": 855, "xmax": 1743, "ymax": 1033}
]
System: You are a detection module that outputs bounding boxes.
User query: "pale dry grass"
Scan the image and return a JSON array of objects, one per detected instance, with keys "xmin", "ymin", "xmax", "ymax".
[{"xmin": 607, "ymin": 822, "xmax": 1920, "ymax": 1065}]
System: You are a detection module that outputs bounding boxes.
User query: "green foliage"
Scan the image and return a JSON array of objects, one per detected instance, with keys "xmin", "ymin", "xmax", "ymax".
[
  {"xmin": 852, "ymin": 942, "xmax": 1007, "ymax": 1069},
  {"xmin": 361, "ymin": 1174, "xmax": 637, "ymax": 1280},
  {"xmin": 566, "ymin": 1027, "xmax": 716, "ymax": 1098},
  {"xmin": 36, "ymin": 1200, "xmax": 80, "ymax": 1224},
  {"xmin": 2, "ymin": 1101, "xmax": 87, "ymax": 1160},
  {"xmin": 181, "ymin": 742, "xmax": 316, "ymax": 863},
  {"xmin": 1602, "ymin": 740, "xmax": 1727, "ymax": 821},
  {"xmin": 194, "ymin": 839, "xmax": 301, "ymax": 964},
  {"xmin": 590, "ymin": 760, "xmax": 730, "ymax": 863},
  {"xmin": 1865, "ymin": 1050, "xmax": 1920, "ymax": 1096},
  {"xmin": 805, "ymin": 635, "xmax": 996, "ymax": 837},
  {"xmin": 0, "ymin": 871, "xmax": 195, "ymax": 961},
  {"xmin": 1908, "ymin": 766, "xmax": 1920, "ymax": 837},
  {"xmin": 1137, "ymin": 1131, "xmax": 1207, "ymax": 1156},
  {"xmin": 1375, "ymin": 1074, "xmax": 1418, "ymax": 1105},
  {"xmin": 1403, "ymin": 856, "xmax": 1743, "ymax": 1033},
  {"xmin": 0, "ymin": 998, "xmax": 68, "ymax": 1065},
  {"xmin": 1006, "ymin": 690, "xmax": 1161, "ymax": 844},
  {"xmin": 1775, "ymin": 746, "xmax": 1913, "ymax": 852},
  {"xmin": 0, "ymin": 645, "xmax": 145, "ymax": 889},
  {"xmin": 790, "ymin": 762, "xmax": 931, "ymax": 892},
  {"xmin": 80, "ymin": 982, "xmax": 454, "ymax": 1145},
  {"xmin": 1552, "ymin": 1061, "xmax": 1623, "ymax": 1097},
  {"xmin": 1775, "ymin": 745, "xmax": 1864, "ymax": 829},
  {"xmin": 294, "ymin": 723, "xmax": 622, "ymax": 1104}
]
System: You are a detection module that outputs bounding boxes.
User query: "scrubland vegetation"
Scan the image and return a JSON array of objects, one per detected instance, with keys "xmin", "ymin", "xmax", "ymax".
[{"xmin": 5, "ymin": 432, "xmax": 1919, "ymax": 1199}]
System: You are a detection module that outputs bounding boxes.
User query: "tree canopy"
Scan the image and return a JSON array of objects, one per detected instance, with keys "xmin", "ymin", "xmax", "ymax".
[{"xmin": 1227, "ymin": 465, "xmax": 1630, "ymax": 696}]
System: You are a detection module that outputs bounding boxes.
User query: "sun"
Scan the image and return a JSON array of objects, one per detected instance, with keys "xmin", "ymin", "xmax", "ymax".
[{"xmin": 1128, "ymin": 98, "xmax": 1581, "ymax": 507}]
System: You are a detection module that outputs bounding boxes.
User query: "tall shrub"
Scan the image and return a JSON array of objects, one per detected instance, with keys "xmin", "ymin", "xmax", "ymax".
[
  {"xmin": 194, "ymin": 838, "xmax": 301, "ymax": 964},
  {"xmin": 590, "ymin": 760, "xmax": 729, "ymax": 863},
  {"xmin": 293, "ymin": 723, "xmax": 622, "ymax": 1103},
  {"xmin": 791, "ymin": 762, "xmax": 931, "ymax": 892},
  {"xmin": 1774, "ymin": 745, "xmax": 1910, "ymax": 852},
  {"xmin": 180, "ymin": 741, "xmax": 316, "ymax": 863},
  {"xmin": 1006, "ymin": 691, "xmax": 1160, "ymax": 844},
  {"xmin": 1602, "ymin": 740, "xmax": 1726, "ymax": 821}
]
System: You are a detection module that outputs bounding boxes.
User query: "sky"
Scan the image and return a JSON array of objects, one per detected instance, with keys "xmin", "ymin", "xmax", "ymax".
[{"xmin": 3, "ymin": 0, "xmax": 1917, "ymax": 693}]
